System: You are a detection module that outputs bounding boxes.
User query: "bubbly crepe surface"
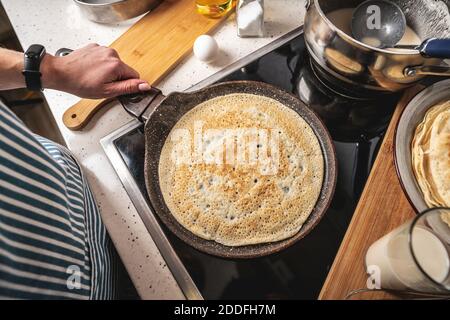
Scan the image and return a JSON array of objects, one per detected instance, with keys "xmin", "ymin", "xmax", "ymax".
[
  {"xmin": 412, "ymin": 101, "xmax": 450, "ymax": 208},
  {"xmin": 159, "ymin": 93, "xmax": 324, "ymax": 246}
]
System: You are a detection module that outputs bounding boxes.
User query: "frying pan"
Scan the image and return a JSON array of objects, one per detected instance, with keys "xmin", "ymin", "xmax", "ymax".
[{"xmin": 118, "ymin": 80, "xmax": 337, "ymax": 258}]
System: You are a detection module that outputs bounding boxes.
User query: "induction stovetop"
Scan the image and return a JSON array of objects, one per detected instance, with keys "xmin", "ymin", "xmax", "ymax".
[{"xmin": 101, "ymin": 27, "xmax": 403, "ymax": 299}]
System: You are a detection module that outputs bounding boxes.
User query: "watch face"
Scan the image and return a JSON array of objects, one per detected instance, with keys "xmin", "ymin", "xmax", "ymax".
[{"xmin": 26, "ymin": 45, "xmax": 45, "ymax": 59}]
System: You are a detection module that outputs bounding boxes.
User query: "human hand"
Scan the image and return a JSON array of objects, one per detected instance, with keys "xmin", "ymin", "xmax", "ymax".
[{"xmin": 41, "ymin": 44, "xmax": 151, "ymax": 99}]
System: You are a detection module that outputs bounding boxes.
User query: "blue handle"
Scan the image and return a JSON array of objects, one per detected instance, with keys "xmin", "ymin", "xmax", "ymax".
[{"xmin": 420, "ymin": 38, "xmax": 450, "ymax": 59}]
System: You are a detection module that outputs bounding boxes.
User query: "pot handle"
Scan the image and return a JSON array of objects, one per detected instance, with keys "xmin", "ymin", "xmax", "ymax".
[
  {"xmin": 405, "ymin": 65, "xmax": 450, "ymax": 77},
  {"xmin": 404, "ymin": 38, "xmax": 450, "ymax": 77},
  {"xmin": 419, "ymin": 38, "xmax": 450, "ymax": 59}
]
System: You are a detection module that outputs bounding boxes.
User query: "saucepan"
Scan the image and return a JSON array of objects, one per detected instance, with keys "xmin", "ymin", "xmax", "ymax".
[
  {"xmin": 304, "ymin": 0, "xmax": 450, "ymax": 92},
  {"xmin": 117, "ymin": 81, "xmax": 337, "ymax": 258},
  {"xmin": 73, "ymin": 0, "xmax": 162, "ymax": 23}
]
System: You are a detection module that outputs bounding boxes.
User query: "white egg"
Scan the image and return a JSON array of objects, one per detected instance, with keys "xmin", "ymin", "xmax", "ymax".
[{"xmin": 193, "ymin": 35, "xmax": 219, "ymax": 62}]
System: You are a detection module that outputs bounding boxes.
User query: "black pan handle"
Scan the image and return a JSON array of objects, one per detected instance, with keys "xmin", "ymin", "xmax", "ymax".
[
  {"xmin": 55, "ymin": 48, "xmax": 73, "ymax": 57},
  {"xmin": 118, "ymin": 87, "xmax": 164, "ymax": 122},
  {"xmin": 57, "ymin": 47, "xmax": 164, "ymax": 124}
]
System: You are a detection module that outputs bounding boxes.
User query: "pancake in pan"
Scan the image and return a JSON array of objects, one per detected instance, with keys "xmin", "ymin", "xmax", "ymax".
[{"xmin": 159, "ymin": 93, "xmax": 324, "ymax": 246}]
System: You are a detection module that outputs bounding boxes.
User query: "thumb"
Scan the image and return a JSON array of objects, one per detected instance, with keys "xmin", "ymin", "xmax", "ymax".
[{"xmin": 104, "ymin": 79, "xmax": 151, "ymax": 97}]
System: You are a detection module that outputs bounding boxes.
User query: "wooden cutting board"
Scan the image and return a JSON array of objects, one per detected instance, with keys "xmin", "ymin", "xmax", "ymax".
[
  {"xmin": 63, "ymin": 0, "xmax": 229, "ymax": 130},
  {"xmin": 319, "ymin": 87, "xmax": 423, "ymax": 300}
]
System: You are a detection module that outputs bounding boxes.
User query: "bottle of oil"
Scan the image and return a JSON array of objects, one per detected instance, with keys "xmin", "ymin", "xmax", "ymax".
[{"xmin": 195, "ymin": 0, "xmax": 235, "ymax": 19}]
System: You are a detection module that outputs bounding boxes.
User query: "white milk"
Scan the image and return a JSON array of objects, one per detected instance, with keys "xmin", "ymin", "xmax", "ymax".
[
  {"xmin": 326, "ymin": 8, "xmax": 421, "ymax": 48},
  {"xmin": 366, "ymin": 226, "xmax": 450, "ymax": 292}
]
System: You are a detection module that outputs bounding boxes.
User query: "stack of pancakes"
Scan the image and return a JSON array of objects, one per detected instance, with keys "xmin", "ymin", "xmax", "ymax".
[{"xmin": 412, "ymin": 101, "xmax": 450, "ymax": 209}]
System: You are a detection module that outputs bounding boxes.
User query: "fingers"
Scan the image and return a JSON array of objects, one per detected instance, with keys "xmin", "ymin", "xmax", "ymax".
[
  {"xmin": 103, "ymin": 78, "xmax": 152, "ymax": 97},
  {"xmin": 83, "ymin": 43, "xmax": 100, "ymax": 49},
  {"xmin": 100, "ymin": 48, "xmax": 139, "ymax": 80},
  {"xmin": 81, "ymin": 44, "xmax": 137, "ymax": 79},
  {"xmin": 69, "ymin": 43, "xmax": 149, "ymax": 98},
  {"xmin": 118, "ymin": 62, "xmax": 140, "ymax": 80},
  {"xmin": 82, "ymin": 43, "xmax": 119, "ymax": 58},
  {"xmin": 105, "ymin": 47, "xmax": 120, "ymax": 58}
]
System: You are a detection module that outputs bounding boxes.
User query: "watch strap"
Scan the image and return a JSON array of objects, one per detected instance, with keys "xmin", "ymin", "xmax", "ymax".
[
  {"xmin": 23, "ymin": 45, "xmax": 46, "ymax": 91},
  {"xmin": 22, "ymin": 70, "xmax": 42, "ymax": 91}
]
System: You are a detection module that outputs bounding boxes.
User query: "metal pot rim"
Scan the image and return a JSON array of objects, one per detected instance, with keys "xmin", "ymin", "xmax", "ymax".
[
  {"xmin": 74, "ymin": 0, "xmax": 128, "ymax": 7},
  {"xmin": 312, "ymin": 0, "xmax": 421, "ymax": 56}
]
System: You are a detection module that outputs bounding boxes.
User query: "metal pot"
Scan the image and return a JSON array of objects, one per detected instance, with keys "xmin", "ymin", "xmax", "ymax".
[
  {"xmin": 304, "ymin": 0, "xmax": 450, "ymax": 92},
  {"xmin": 74, "ymin": 0, "xmax": 162, "ymax": 24}
]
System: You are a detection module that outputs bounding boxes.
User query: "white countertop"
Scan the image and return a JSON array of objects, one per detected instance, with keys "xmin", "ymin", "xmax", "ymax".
[{"xmin": 1, "ymin": 0, "xmax": 306, "ymax": 299}]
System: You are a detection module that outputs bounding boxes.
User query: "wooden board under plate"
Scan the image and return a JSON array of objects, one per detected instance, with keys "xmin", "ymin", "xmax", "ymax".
[{"xmin": 319, "ymin": 87, "xmax": 423, "ymax": 300}]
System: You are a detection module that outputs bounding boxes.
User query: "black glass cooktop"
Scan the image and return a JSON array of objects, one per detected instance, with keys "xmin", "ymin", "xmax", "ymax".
[{"xmin": 113, "ymin": 34, "xmax": 402, "ymax": 299}]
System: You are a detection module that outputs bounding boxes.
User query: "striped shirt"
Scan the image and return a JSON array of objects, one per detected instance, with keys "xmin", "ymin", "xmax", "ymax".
[{"xmin": 0, "ymin": 101, "xmax": 116, "ymax": 299}]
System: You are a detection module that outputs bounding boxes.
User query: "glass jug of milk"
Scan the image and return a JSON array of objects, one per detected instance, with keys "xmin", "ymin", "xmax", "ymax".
[{"xmin": 365, "ymin": 208, "xmax": 450, "ymax": 293}]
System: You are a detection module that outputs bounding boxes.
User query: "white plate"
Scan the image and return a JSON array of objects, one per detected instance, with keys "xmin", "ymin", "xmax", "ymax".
[{"xmin": 395, "ymin": 79, "xmax": 450, "ymax": 213}]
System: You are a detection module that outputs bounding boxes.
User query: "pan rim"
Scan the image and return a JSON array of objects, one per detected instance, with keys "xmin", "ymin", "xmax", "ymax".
[{"xmin": 144, "ymin": 80, "xmax": 337, "ymax": 259}]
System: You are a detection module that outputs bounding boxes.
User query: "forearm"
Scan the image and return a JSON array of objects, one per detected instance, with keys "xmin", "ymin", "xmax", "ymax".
[
  {"xmin": 0, "ymin": 48, "xmax": 59, "ymax": 91},
  {"xmin": 0, "ymin": 48, "xmax": 25, "ymax": 90},
  {"xmin": 0, "ymin": 44, "xmax": 149, "ymax": 98}
]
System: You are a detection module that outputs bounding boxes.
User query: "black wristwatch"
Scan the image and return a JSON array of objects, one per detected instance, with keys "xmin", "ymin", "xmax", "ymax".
[{"xmin": 22, "ymin": 44, "xmax": 46, "ymax": 91}]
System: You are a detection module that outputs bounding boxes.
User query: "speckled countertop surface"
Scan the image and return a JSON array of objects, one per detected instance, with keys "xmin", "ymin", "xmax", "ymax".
[{"xmin": 1, "ymin": 0, "xmax": 306, "ymax": 299}]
